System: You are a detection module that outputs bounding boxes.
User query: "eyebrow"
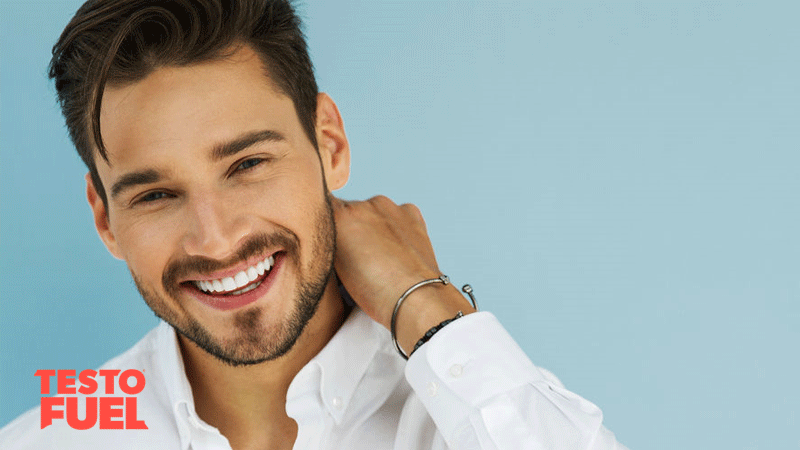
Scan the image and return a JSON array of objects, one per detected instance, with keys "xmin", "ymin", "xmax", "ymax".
[
  {"xmin": 110, "ymin": 169, "xmax": 161, "ymax": 201},
  {"xmin": 109, "ymin": 129, "xmax": 286, "ymax": 201},
  {"xmin": 210, "ymin": 129, "xmax": 286, "ymax": 162}
]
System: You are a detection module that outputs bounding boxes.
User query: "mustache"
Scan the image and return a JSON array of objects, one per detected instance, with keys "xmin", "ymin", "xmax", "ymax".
[{"xmin": 162, "ymin": 231, "xmax": 299, "ymax": 291}]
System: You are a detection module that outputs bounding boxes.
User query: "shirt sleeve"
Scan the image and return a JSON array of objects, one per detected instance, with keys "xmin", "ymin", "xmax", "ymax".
[{"xmin": 404, "ymin": 312, "xmax": 628, "ymax": 450}]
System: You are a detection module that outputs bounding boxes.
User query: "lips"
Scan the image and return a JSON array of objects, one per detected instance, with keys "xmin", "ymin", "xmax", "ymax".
[
  {"xmin": 193, "ymin": 254, "xmax": 275, "ymax": 295},
  {"xmin": 183, "ymin": 253, "xmax": 284, "ymax": 311}
]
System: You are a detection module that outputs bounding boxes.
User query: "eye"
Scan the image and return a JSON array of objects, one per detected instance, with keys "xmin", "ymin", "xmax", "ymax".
[
  {"xmin": 235, "ymin": 158, "xmax": 265, "ymax": 172},
  {"xmin": 136, "ymin": 191, "xmax": 171, "ymax": 203}
]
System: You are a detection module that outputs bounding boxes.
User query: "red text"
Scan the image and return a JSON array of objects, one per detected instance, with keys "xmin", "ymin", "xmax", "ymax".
[{"xmin": 35, "ymin": 369, "xmax": 148, "ymax": 430}]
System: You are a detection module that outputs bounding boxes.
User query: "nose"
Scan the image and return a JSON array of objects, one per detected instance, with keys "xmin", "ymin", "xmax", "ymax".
[{"xmin": 181, "ymin": 192, "xmax": 253, "ymax": 260}]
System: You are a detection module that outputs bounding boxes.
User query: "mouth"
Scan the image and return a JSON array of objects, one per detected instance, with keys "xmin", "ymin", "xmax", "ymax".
[
  {"xmin": 193, "ymin": 254, "xmax": 275, "ymax": 296},
  {"xmin": 183, "ymin": 252, "xmax": 284, "ymax": 311}
]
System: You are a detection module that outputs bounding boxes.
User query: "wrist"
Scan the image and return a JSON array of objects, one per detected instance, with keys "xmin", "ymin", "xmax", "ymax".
[{"xmin": 393, "ymin": 281, "xmax": 476, "ymax": 357}]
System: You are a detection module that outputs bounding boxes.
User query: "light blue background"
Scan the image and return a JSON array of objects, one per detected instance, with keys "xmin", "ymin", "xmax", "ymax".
[{"xmin": 2, "ymin": 1, "xmax": 798, "ymax": 448}]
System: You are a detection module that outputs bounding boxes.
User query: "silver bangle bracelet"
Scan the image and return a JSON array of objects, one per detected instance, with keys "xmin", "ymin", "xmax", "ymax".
[{"xmin": 390, "ymin": 274, "xmax": 479, "ymax": 360}]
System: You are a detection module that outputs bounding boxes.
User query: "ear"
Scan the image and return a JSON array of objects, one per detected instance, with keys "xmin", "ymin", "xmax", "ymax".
[
  {"xmin": 315, "ymin": 93, "xmax": 350, "ymax": 191},
  {"xmin": 86, "ymin": 173, "xmax": 124, "ymax": 260}
]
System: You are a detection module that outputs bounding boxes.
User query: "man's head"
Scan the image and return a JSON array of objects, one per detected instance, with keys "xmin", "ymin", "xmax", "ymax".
[
  {"xmin": 49, "ymin": 0, "xmax": 351, "ymax": 366},
  {"xmin": 50, "ymin": 0, "xmax": 319, "ymax": 207}
]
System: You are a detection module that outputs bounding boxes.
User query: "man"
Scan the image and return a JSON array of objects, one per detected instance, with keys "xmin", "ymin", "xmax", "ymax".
[{"xmin": 1, "ymin": 1, "xmax": 626, "ymax": 448}]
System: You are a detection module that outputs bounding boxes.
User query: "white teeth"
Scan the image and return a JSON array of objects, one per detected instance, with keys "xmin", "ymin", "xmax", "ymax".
[
  {"xmin": 193, "ymin": 254, "xmax": 277, "ymax": 294},
  {"xmin": 233, "ymin": 271, "xmax": 249, "ymax": 288},
  {"xmin": 222, "ymin": 277, "xmax": 237, "ymax": 291},
  {"xmin": 231, "ymin": 281, "xmax": 260, "ymax": 295},
  {"xmin": 246, "ymin": 267, "xmax": 258, "ymax": 282}
]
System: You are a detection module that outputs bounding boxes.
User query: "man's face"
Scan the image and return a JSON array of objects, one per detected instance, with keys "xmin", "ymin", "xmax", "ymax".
[{"xmin": 89, "ymin": 45, "xmax": 349, "ymax": 365}]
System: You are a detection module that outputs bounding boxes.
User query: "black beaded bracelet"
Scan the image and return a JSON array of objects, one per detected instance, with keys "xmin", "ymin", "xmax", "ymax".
[{"xmin": 409, "ymin": 311, "xmax": 464, "ymax": 357}]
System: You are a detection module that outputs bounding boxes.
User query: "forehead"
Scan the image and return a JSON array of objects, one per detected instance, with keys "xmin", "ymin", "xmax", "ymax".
[{"xmin": 98, "ymin": 45, "xmax": 295, "ymax": 168}]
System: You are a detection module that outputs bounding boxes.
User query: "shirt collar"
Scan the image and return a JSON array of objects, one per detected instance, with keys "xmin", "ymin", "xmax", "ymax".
[
  {"xmin": 293, "ymin": 307, "xmax": 390, "ymax": 424},
  {"xmin": 154, "ymin": 321, "xmax": 204, "ymax": 450}
]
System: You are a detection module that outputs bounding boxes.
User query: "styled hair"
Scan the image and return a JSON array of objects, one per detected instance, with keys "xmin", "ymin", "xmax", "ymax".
[{"xmin": 49, "ymin": 0, "xmax": 318, "ymax": 206}]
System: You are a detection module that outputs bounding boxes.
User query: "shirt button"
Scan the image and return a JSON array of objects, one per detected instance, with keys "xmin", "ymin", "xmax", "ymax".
[
  {"xmin": 449, "ymin": 364, "xmax": 463, "ymax": 378},
  {"xmin": 427, "ymin": 381, "xmax": 438, "ymax": 397},
  {"xmin": 331, "ymin": 396, "xmax": 343, "ymax": 409}
]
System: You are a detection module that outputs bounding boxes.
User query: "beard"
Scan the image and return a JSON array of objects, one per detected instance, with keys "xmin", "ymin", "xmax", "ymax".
[{"xmin": 132, "ymin": 193, "xmax": 336, "ymax": 367}]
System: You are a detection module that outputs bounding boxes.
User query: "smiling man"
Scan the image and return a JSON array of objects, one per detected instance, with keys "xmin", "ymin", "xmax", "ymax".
[
  {"xmin": 1, "ymin": 1, "xmax": 626, "ymax": 449},
  {"xmin": 95, "ymin": 46, "xmax": 345, "ymax": 374}
]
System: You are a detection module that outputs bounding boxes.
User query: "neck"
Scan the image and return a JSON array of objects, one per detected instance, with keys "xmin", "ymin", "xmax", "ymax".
[{"xmin": 178, "ymin": 276, "xmax": 348, "ymax": 450}]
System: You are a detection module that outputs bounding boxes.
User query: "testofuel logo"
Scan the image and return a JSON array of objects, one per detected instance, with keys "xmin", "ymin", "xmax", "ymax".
[{"xmin": 34, "ymin": 370, "xmax": 148, "ymax": 430}]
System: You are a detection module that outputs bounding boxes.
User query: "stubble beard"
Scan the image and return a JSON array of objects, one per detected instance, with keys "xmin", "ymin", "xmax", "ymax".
[{"xmin": 131, "ymin": 193, "xmax": 336, "ymax": 367}]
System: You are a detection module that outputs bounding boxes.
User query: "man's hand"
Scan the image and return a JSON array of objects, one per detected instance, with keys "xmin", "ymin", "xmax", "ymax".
[{"xmin": 332, "ymin": 196, "xmax": 475, "ymax": 355}]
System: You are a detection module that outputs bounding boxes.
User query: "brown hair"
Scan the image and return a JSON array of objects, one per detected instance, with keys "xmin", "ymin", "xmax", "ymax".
[{"xmin": 49, "ymin": 0, "xmax": 318, "ymax": 206}]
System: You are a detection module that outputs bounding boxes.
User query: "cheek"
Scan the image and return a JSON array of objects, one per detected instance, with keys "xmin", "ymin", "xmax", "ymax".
[
  {"xmin": 112, "ymin": 216, "xmax": 178, "ymax": 284},
  {"xmin": 248, "ymin": 157, "xmax": 328, "ymax": 251}
]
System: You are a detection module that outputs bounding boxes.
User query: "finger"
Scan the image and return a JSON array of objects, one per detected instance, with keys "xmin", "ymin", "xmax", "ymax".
[
  {"xmin": 401, "ymin": 203, "xmax": 425, "ymax": 225},
  {"xmin": 368, "ymin": 194, "xmax": 397, "ymax": 211}
]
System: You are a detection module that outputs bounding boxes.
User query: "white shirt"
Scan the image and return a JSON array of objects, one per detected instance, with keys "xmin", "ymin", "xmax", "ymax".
[{"xmin": 1, "ymin": 309, "xmax": 627, "ymax": 449}]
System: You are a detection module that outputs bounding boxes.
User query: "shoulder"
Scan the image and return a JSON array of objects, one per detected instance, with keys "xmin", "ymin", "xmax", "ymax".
[{"xmin": 0, "ymin": 323, "xmax": 183, "ymax": 450}]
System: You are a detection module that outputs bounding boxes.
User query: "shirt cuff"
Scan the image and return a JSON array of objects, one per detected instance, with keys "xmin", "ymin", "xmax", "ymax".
[{"xmin": 404, "ymin": 311, "xmax": 550, "ymax": 442}]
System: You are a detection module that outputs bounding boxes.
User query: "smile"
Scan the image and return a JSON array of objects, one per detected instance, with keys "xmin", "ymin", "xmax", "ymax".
[{"xmin": 193, "ymin": 255, "xmax": 275, "ymax": 296}]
